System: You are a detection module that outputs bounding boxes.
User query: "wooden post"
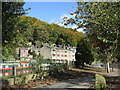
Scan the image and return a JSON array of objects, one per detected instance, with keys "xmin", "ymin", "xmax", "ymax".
[
  {"xmin": 13, "ymin": 66, "xmax": 16, "ymax": 77},
  {"xmin": 13, "ymin": 66, "xmax": 16, "ymax": 85}
]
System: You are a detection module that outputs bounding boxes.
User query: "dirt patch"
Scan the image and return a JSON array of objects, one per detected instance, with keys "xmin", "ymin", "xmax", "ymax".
[
  {"xmin": 49, "ymin": 70, "xmax": 95, "ymax": 81},
  {"xmin": 2, "ymin": 77, "xmax": 59, "ymax": 89}
]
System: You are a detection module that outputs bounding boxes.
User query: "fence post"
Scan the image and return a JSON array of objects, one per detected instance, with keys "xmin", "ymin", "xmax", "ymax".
[
  {"xmin": 13, "ymin": 66, "xmax": 16, "ymax": 77},
  {"xmin": 13, "ymin": 66, "xmax": 16, "ymax": 85}
]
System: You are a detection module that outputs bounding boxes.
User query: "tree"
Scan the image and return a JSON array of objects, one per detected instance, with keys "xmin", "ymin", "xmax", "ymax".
[
  {"xmin": 63, "ymin": 2, "xmax": 119, "ymax": 73},
  {"xmin": 75, "ymin": 37, "xmax": 94, "ymax": 68},
  {"xmin": 28, "ymin": 50, "xmax": 37, "ymax": 59},
  {"xmin": 32, "ymin": 28, "xmax": 49, "ymax": 46},
  {"xmin": 2, "ymin": 2, "xmax": 30, "ymax": 60},
  {"xmin": 2, "ymin": 2, "xmax": 30, "ymax": 45}
]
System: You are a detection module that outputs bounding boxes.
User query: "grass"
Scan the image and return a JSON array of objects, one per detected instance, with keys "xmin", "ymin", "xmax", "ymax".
[{"xmin": 71, "ymin": 66, "xmax": 117, "ymax": 76}]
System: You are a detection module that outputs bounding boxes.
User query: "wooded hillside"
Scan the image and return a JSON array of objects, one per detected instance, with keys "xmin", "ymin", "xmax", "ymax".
[{"xmin": 17, "ymin": 15, "xmax": 84, "ymax": 47}]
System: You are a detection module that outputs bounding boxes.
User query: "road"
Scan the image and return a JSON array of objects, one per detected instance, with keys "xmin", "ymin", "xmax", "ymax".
[{"xmin": 33, "ymin": 76, "xmax": 95, "ymax": 89}]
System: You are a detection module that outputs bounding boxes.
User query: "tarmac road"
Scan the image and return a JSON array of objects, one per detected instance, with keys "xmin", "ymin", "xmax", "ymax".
[{"xmin": 34, "ymin": 76, "xmax": 95, "ymax": 89}]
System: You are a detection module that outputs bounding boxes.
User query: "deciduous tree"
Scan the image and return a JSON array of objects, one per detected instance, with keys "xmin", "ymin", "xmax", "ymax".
[{"xmin": 63, "ymin": 2, "xmax": 119, "ymax": 73}]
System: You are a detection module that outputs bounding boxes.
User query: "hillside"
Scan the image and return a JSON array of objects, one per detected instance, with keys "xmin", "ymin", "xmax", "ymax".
[{"xmin": 17, "ymin": 16, "xmax": 84, "ymax": 47}]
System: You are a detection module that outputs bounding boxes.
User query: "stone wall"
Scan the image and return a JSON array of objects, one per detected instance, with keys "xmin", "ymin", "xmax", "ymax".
[{"xmin": 2, "ymin": 72, "xmax": 49, "ymax": 88}]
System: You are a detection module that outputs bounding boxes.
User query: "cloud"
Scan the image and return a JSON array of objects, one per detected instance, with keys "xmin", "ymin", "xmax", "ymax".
[
  {"xmin": 58, "ymin": 22, "xmax": 64, "ymax": 26},
  {"xmin": 58, "ymin": 14, "xmax": 75, "ymax": 27},
  {"xmin": 49, "ymin": 19, "xmax": 60, "ymax": 25},
  {"xmin": 49, "ymin": 14, "xmax": 83, "ymax": 31},
  {"xmin": 71, "ymin": 25, "xmax": 78, "ymax": 29},
  {"xmin": 77, "ymin": 28, "xmax": 84, "ymax": 32},
  {"xmin": 49, "ymin": 19, "xmax": 56, "ymax": 24},
  {"xmin": 71, "ymin": 25, "xmax": 85, "ymax": 33}
]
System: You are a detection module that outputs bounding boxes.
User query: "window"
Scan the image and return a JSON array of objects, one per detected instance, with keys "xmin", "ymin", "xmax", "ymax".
[
  {"xmin": 53, "ymin": 49, "xmax": 55, "ymax": 51},
  {"xmin": 65, "ymin": 51, "xmax": 67, "ymax": 53},
  {"xmin": 65, "ymin": 55, "xmax": 67, "ymax": 57},
  {"xmin": 53, "ymin": 54, "xmax": 55, "ymax": 56},
  {"xmin": 57, "ymin": 54, "xmax": 60, "ymax": 56}
]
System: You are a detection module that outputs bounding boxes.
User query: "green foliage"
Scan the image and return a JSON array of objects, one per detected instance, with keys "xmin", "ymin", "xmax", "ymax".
[
  {"xmin": 75, "ymin": 37, "xmax": 94, "ymax": 68},
  {"xmin": 49, "ymin": 63, "xmax": 67, "ymax": 73},
  {"xmin": 64, "ymin": 2, "xmax": 119, "ymax": 65},
  {"xmin": 18, "ymin": 16, "xmax": 84, "ymax": 47},
  {"xmin": 2, "ymin": 2, "xmax": 30, "ymax": 60},
  {"xmin": 32, "ymin": 55, "xmax": 51, "ymax": 73},
  {"xmin": 2, "ymin": 2, "xmax": 30, "ymax": 46},
  {"xmin": 2, "ymin": 45, "xmax": 16, "ymax": 61},
  {"xmin": 28, "ymin": 50, "xmax": 37, "ymax": 59},
  {"xmin": 31, "ymin": 55, "xmax": 52, "ymax": 79},
  {"xmin": 32, "ymin": 55, "xmax": 67, "ymax": 76},
  {"xmin": 95, "ymin": 74, "xmax": 106, "ymax": 90}
]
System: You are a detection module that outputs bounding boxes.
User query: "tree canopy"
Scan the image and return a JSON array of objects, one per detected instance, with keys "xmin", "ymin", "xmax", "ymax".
[
  {"xmin": 63, "ymin": 2, "xmax": 119, "ymax": 63},
  {"xmin": 17, "ymin": 16, "xmax": 84, "ymax": 47},
  {"xmin": 2, "ymin": 2, "xmax": 30, "ymax": 46},
  {"xmin": 75, "ymin": 37, "xmax": 94, "ymax": 68},
  {"xmin": 2, "ymin": 2, "xmax": 30, "ymax": 60}
]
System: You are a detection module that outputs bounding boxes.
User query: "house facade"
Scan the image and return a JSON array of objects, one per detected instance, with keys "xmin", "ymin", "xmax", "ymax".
[
  {"xmin": 17, "ymin": 44, "xmax": 76, "ymax": 62},
  {"xmin": 38, "ymin": 45, "xmax": 76, "ymax": 62},
  {"xmin": 16, "ymin": 48, "xmax": 30, "ymax": 60},
  {"xmin": 20, "ymin": 48, "xmax": 28, "ymax": 58}
]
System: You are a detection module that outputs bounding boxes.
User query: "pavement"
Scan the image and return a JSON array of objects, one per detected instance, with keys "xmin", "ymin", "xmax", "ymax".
[{"xmin": 34, "ymin": 76, "xmax": 95, "ymax": 89}]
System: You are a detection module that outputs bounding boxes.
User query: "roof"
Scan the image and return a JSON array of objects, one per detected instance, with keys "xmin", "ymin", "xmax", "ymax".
[
  {"xmin": 43, "ymin": 45, "xmax": 76, "ymax": 51},
  {"xmin": 20, "ymin": 48, "xmax": 28, "ymax": 50}
]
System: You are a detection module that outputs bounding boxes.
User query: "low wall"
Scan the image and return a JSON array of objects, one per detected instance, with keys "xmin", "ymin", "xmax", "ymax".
[{"xmin": 2, "ymin": 72, "xmax": 49, "ymax": 87}]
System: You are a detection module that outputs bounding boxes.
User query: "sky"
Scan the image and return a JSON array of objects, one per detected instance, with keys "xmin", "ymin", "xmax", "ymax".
[{"xmin": 24, "ymin": 2, "xmax": 84, "ymax": 33}]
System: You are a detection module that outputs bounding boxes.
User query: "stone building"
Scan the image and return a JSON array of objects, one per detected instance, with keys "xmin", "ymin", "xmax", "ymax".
[
  {"xmin": 17, "ymin": 44, "xmax": 76, "ymax": 62},
  {"xmin": 20, "ymin": 48, "xmax": 28, "ymax": 58},
  {"xmin": 37, "ymin": 45, "xmax": 76, "ymax": 62},
  {"xmin": 16, "ymin": 48, "xmax": 29, "ymax": 60}
]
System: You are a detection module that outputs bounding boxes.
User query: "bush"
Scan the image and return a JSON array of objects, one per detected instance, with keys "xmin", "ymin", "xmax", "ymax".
[
  {"xmin": 95, "ymin": 74, "xmax": 106, "ymax": 90},
  {"xmin": 49, "ymin": 63, "xmax": 67, "ymax": 74}
]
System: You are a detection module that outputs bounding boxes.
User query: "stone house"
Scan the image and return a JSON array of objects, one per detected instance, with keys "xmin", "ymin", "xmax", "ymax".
[
  {"xmin": 16, "ymin": 44, "xmax": 76, "ymax": 62},
  {"xmin": 16, "ymin": 48, "xmax": 29, "ymax": 60},
  {"xmin": 33, "ymin": 45, "xmax": 76, "ymax": 63}
]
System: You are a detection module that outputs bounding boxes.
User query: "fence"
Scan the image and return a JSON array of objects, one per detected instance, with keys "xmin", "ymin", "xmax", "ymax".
[
  {"xmin": 31, "ymin": 59, "xmax": 68, "ymax": 74},
  {"xmin": 0, "ymin": 62, "xmax": 32, "ymax": 78},
  {"xmin": 0, "ymin": 60, "xmax": 68, "ymax": 78}
]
